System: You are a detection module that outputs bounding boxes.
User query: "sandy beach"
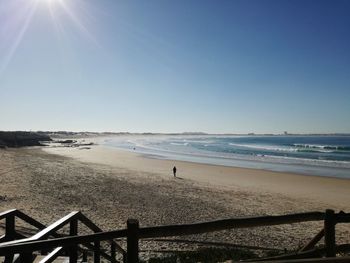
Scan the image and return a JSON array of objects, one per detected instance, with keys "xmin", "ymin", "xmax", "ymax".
[
  {"xmin": 1, "ymin": 143, "xmax": 350, "ymax": 258},
  {"xmin": 45, "ymin": 144, "xmax": 350, "ymax": 210}
]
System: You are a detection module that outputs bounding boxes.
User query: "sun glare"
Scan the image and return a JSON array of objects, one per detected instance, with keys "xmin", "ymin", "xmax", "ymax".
[{"xmin": 0, "ymin": 0, "xmax": 96, "ymax": 76}]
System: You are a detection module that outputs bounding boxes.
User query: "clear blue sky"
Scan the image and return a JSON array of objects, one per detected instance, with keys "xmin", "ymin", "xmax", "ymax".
[{"xmin": 0, "ymin": 0, "xmax": 349, "ymax": 133}]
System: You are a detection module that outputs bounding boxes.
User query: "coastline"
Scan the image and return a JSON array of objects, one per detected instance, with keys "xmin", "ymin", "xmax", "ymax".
[
  {"xmin": 44, "ymin": 144, "xmax": 350, "ymax": 210},
  {"xmin": 1, "ymin": 146, "xmax": 350, "ymax": 253}
]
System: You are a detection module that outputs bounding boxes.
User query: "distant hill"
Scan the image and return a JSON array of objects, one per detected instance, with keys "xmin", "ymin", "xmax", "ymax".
[{"xmin": 0, "ymin": 132, "xmax": 51, "ymax": 148}]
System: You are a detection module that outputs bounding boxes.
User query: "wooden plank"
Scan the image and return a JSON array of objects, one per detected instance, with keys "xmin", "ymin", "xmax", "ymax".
[
  {"xmin": 335, "ymin": 212, "xmax": 350, "ymax": 223},
  {"xmin": 36, "ymin": 247, "xmax": 64, "ymax": 263},
  {"xmin": 0, "ymin": 211, "xmax": 326, "ymax": 256},
  {"xmin": 0, "ymin": 229, "xmax": 128, "ymax": 256},
  {"xmin": 16, "ymin": 210, "xmax": 48, "ymax": 231},
  {"xmin": 0, "ymin": 211, "xmax": 81, "ymax": 247},
  {"xmin": 300, "ymin": 229, "xmax": 324, "ymax": 252},
  {"xmin": 0, "ymin": 210, "xmax": 17, "ymax": 221}
]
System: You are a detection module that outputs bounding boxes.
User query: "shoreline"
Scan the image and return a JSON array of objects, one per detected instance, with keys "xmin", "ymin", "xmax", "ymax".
[
  {"xmin": 1, "ymin": 146, "xmax": 350, "ymax": 252},
  {"xmin": 43, "ymin": 144, "xmax": 350, "ymax": 210},
  {"xmin": 98, "ymin": 135, "xmax": 350, "ymax": 179}
]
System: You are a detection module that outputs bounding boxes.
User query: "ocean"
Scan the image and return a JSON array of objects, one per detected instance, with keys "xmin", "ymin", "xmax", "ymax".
[{"xmin": 102, "ymin": 135, "xmax": 350, "ymax": 179}]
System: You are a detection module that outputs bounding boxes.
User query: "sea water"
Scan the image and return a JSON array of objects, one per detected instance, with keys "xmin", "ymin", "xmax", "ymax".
[{"xmin": 102, "ymin": 135, "xmax": 350, "ymax": 179}]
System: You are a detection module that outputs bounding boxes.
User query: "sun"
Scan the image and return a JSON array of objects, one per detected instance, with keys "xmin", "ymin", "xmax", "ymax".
[
  {"xmin": 0, "ymin": 0, "xmax": 96, "ymax": 75},
  {"xmin": 37, "ymin": 0, "xmax": 64, "ymax": 6}
]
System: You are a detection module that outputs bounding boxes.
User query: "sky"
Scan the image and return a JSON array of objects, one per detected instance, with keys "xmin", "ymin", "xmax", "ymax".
[{"xmin": 0, "ymin": 0, "xmax": 349, "ymax": 134}]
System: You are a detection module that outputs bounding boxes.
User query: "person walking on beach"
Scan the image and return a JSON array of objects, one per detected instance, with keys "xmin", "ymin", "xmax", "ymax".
[{"xmin": 173, "ymin": 166, "xmax": 177, "ymax": 177}]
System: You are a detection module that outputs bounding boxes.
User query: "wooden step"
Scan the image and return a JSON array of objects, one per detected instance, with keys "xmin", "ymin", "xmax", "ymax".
[{"xmin": 33, "ymin": 255, "xmax": 69, "ymax": 263}]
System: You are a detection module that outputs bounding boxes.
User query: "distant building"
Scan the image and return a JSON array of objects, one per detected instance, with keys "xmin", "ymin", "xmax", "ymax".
[{"xmin": 284, "ymin": 131, "xmax": 288, "ymax": 135}]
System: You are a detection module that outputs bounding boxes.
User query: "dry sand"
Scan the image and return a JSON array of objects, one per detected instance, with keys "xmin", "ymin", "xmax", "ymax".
[
  {"xmin": 1, "ymin": 145, "xmax": 350, "ymax": 258},
  {"xmin": 45, "ymin": 145, "xmax": 350, "ymax": 210}
]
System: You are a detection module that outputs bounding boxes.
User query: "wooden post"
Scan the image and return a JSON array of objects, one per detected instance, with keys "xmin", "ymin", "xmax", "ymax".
[
  {"xmin": 324, "ymin": 209, "xmax": 336, "ymax": 257},
  {"xmin": 127, "ymin": 219, "xmax": 139, "ymax": 263},
  {"xmin": 94, "ymin": 241, "xmax": 100, "ymax": 263},
  {"xmin": 5, "ymin": 214, "xmax": 16, "ymax": 241},
  {"xmin": 69, "ymin": 219, "xmax": 78, "ymax": 263},
  {"xmin": 4, "ymin": 214, "xmax": 16, "ymax": 263},
  {"xmin": 82, "ymin": 250, "xmax": 88, "ymax": 262},
  {"xmin": 111, "ymin": 242, "xmax": 116, "ymax": 263},
  {"xmin": 19, "ymin": 253, "xmax": 33, "ymax": 263}
]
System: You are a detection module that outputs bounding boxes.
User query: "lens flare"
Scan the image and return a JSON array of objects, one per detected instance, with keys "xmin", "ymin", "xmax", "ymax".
[{"xmin": 0, "ymin": 0, "xmax": 96, "ymax": 76}]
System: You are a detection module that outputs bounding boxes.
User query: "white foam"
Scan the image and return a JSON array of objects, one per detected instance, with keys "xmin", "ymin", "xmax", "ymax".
[{"xmin": 229, "ymin": 143, "xmax": 298, "ymax": 152}]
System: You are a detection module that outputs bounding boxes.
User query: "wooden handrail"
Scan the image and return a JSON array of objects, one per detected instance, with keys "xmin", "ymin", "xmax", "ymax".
[
  {"xmin": 3, "ymin": 210, "xmax": 350, "ymax": 262},
  {"xmin": 15, "ymin": 210, "xmax": 48, "ymax": 231},
  {"xmin": 0, "ymin": 209, "xmax": 17, "ymax": 220},
  {"xmin": 0, "ymin": 211, "xmax": 326, "ymax": 257},
  {"xmin": 0, "ymin": 211, "xmax": 81, "ymax": 247},
  {"xmin": 335, "ymin": 212, "xmax": 350, "ymax": 223},
  {"xmin": 0, "ymin": 210, "xmax": 125, "ymax": 262},
  {"xmin": 139, "ymin": 212, "xmax": 325, "ymax": 238},
  {"xmin": 0, "ymin": 229, "xmax": 128, "ymax": 255},
  {"xmin": 0, "ymin": 210, "xmax": 49, "ymax": 232}
]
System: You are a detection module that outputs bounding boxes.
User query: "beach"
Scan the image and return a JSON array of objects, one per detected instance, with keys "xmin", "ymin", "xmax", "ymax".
[
  {"xmin": 45, "ymin": 144, "xmax": 350, "ymax": 209},
  {"xmin": 1, "ymin": 143, "xmax": 350, "ymax": 257}
]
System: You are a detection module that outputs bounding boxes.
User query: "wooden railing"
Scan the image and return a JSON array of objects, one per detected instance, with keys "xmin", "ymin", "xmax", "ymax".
[
  {"xmin": 0, "ymin": 209, "xmax": 125, "ymax": 262},
  {"xmin": 0, "ymin": 209, "xmax": 349, "ymax": 263},
  {"xmin": 0, "ymin": 209, "xmax": 50, "ymax": 242}
]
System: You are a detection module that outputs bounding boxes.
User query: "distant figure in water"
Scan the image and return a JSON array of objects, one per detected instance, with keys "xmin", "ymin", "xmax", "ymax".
[{"xmin": 173, "ymin": 166, "xmax": 177, "ymax": 177}]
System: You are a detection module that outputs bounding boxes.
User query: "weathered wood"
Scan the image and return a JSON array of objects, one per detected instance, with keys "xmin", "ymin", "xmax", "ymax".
[
  {"xmin": 0, "ymin": 211, "xmax": 81, "ymax": 247},
  {"xmin": 111, "ymin": 242, "xmax": 116, "ymax": 263},
  {"xmin": 38, "ymin": 247, "xmax": 64, "ymax": 263},
  {"xmin": 127, "ymin": 219, "xmax": 139, "ymax": 263},
  {"xmin": 300, "ymin": 228, "xmax": 324, "ymax": 252},
  {"xmin": 15, "ymin": 210, "xmax": 48, "ymax": 231},
  {"xmin": 69, "ymin": 219, "xmax": 78, "ymax": 263},
  {"xmin": 5, "ymin": 214, "xmax": 15, "ymax": 241},
  {"xmin": 0, "ymin": 209, "xmax": 17, "ymax": 221},
  {"xmin": 94, "ymin": 241, "xmax": 100, "ymax": 263},
  {"xmin": 139, "ymin": 212, "xmax": 325, "ymax": 238},
  {"xmin": 0, "ymin": 211, "xmax": 327, "ymax": 257},
  {"xmin": 324, "ymin": 209, "xmax": 336, "ymax": 257},
  {"xmin": 335, "ymin": 212, "xmax": 350, "ymax": 223}
]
